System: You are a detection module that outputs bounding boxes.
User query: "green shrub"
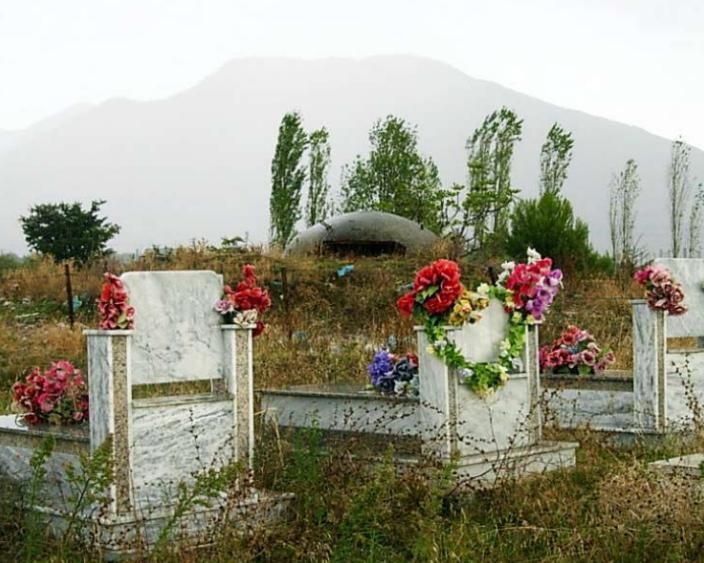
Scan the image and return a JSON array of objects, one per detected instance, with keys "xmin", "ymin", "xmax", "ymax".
[{"xmin": 505, "ymin": 192, "xmax": 602, "ymax": 275}]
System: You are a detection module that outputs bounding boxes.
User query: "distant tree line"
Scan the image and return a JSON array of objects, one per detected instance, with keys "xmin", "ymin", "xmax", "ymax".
[{"xmin": 269, "ymin": 107, "xmax": 703, "ymax": 273}]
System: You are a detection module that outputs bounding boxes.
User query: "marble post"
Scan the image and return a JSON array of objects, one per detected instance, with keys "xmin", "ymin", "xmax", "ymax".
[
  {"xmin": 525, "ymin": 323, "xmax": 542, "ymax": 444},
  {"xmin": 84, "ymin": 329, "xmax": 134, "ymax": 515},
  {"xmin": 222, "ymin": 326, "xmax": 255, "ymax": 469},
  {"xmin": 417, "ymin": 326, "xmax": 460, "ymax": 460},
  {"xmin": 631, "ymin": 300, "xmax": 667, "ymax": 432}
]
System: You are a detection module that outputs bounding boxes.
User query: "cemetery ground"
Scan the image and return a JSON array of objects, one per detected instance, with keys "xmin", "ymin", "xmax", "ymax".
[{"xmin": 2, "ymin": 248, "xmax": 704, "ymax": 561}]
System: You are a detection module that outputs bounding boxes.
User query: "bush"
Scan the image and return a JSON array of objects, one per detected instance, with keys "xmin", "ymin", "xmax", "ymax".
[
  {"xmin": 505, "ymin": 192, "xmax": 603, "ymax": 275},
  {"xmin": 0, "ymin": 253, "xmax": 22, "ymax": 275}
]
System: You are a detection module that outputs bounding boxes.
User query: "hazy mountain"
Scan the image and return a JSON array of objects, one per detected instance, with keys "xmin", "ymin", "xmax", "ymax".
[{"xmin": 1, "ymin": 55, "xmax": 701, "ymax": 255}]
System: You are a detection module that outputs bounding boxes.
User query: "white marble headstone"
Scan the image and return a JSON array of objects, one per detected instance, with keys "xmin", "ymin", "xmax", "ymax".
[
  {"xmin": 456, "ymin": 299, "xmax": 509, "ymax": 363},
  {"xmin": 654, "ymin": 258, "xmax": 704, "ymax": 338},
  {"xmin": 121, "ymin": 271, "xmax": 225, "ymax": 384}
]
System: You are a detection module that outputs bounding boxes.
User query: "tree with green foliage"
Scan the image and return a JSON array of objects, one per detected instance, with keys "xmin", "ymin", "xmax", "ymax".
[
  {"xmin": 505, "ymin": 192, "xmax": 599, "ymax": 274},
  {"xmin": 341, "ymin": 115, "xmax": 443, "ymax": 231},
  {"xmin": 305, "ymin": 127, "xmax": 331, "ymax": 227},
  {"xmin": 539, "ymin": 123, "xmax": 574, "ymax": 196},
  {"xmin": 270, "ymin": 112, "xmax": 308, "ymax": 247},
  {"xmin": 460, "ymin": 107, "xmax": 523, "ymax": 248},
  {"xmin": 20, "ymin": 200, "xmax": 120, "ymax": 327},
  {"xmin": 609, "ymin": 159, "xmax": 641, "ymax": 271}
]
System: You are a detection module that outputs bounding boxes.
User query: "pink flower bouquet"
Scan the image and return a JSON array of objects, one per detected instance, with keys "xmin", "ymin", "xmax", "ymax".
[
  {"xmin": 11, "ymin": 360, "xmax": 89, "ymax": 425},
  {"xmin": 633, "ymin": 265, "xmax": 687, "ymax": 316},
  {"xmin": 540, "ymin": 325, "xmax": 615, "ymax": 375}
]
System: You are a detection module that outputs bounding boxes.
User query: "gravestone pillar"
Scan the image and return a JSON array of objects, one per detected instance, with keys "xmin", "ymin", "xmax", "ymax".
[
  {"xmin": 222, "ymin": 326, "xmax": 255, "ymax": 468},
  {"xmin": 84, "ymin": 329, "xmax": 134, "ymax": 514},
  {"xmin": 631, "ymin": 300, "xmax": 667, "ymax": 432}
]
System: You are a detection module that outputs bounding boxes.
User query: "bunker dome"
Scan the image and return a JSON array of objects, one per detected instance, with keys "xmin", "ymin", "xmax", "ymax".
[{"xmin": 285, "ymin": 211, "xmax": 440, "ymax": 256}]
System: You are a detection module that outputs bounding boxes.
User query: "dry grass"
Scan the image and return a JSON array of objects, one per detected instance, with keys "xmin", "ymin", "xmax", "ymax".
[{"xmin": 5, "ymin": 247, "xmax": 699, "ymax": 561}]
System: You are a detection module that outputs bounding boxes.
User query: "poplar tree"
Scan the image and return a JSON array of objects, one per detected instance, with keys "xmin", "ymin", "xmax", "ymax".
[
  {"xmin": 609, "ymin": 159, "xmax": 640, "ymax": 269},
  {"xmin": 539, "ymin": 123, "xmax": 574, "ymax": 196},
  {"xmin": 305, "ymin": 127, "xmax": 331, "ymax": 227},
  {"xmin": 463, "ymin": 107, "xmax": 523, "ymax": 247},
  {"xmin": 269, "ymin": 112, "xmax": 307, "ymax": 247}
]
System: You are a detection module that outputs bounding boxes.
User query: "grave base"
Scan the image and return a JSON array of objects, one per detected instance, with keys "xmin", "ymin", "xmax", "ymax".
[
  {"xmin": 0, "ymin": 415, "xmax": 292, "ymax": 559},
  {"xmin": 34, "ymin": 490, "xmax": 293, "ymax": 560}
]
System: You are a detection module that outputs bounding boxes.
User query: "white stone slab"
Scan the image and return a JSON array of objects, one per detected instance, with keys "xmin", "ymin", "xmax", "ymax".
[
  {"xmin": 131, "ymin": 399, "xmax": 235, "ymax": 507},
  {"xmin": 457, "ymin": 299, "xmax": 509, "ymax": 363},
  {"xmin": 649, "ymin": 453, "xmax": 704, "ymax": 477},
  {"xmin": 261, "ymin": 389, "xmax": 419, "ymax": 436},
  {"xmin": 666, "ymin": 350, "xmax": 704, "ymax": 428},
  {"xmin": 543, "ymin": 388, "xmax": 635, "ymax": 431},
  {"xmin": 121, "ymin": 271, "xmax": 225, "ymax": 384},
  {"xmin": 654, "ymin": 258, "xmax": 704, "ymax": 337},
  {"xmin": 455, "ymin": 376, "xmax": 533, "ymax": 454}
]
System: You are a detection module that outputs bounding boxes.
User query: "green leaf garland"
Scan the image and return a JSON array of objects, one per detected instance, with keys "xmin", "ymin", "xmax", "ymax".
[{"xmin": 422, "ymin": 286, "xmax": 527, "ymax": 398}]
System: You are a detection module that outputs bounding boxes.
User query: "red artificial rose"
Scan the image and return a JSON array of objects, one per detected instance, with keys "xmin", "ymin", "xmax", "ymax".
[
  {"xmin": 402, "ymin": 259, "xmax": 463, "ymax": 318},
  {"xmin": 253, "ymin": 320, "xmax": 266, "ymax": 337},
  {"xmin": 397, "ymin": 291, "xmax": 417, "ymax": 317},
  {"xmin": 413, "ymin": 265, "xmax": 437, "ymax": 291}
]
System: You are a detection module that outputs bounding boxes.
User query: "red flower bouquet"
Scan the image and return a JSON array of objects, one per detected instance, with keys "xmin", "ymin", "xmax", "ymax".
[
  {"xmin": 397, "ymin": 259, "xmax": 464, "ymax": 319},
  {"xmin": 214, "ymin": 264, "xmax": 272, "ymax": 336},
  {"xmin": 98, "ymin": 273, "xmax": 135, "ymax": 330},
  {"xmin": 11, "ymin": 360, "xmax": 88, "ymax": 425}
]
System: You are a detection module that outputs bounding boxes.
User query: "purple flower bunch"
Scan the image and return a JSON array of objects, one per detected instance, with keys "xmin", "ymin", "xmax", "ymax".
[{"xmin": 367, "ymin": 350, "xmax": 419, "ymax": 396}]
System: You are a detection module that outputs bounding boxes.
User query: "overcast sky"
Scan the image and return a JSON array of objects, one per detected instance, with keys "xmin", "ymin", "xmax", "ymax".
[{"xmin": 1, "ymin": 0, "xmax": 702, "ymax": 148}]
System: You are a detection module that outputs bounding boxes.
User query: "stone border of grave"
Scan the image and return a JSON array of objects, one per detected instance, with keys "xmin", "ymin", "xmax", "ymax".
[{"xmin": 260, "ymin": 300, "xmax": 578, "ymax": 486}]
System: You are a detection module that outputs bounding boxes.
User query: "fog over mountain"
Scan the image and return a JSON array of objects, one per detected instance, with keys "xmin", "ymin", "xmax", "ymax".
[{"xmin": 1, "ymin": 55, "xmax": 702, "ymax": 255}]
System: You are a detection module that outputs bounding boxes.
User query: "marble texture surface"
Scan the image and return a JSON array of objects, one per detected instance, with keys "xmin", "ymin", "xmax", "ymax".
[
  {"xmin": 632, "ymin": 301, "xmax": 666, "ymax": 430},
  {"xmin": 654, "ymin": 258, "xmax": 704, "ymax": 338},
  {"xmin": 122, "ymin": 271, "xmax": 225, "ymax": 384},
  {"xmin": 86, "ymin": 332, "xmax": 114, "ymax": 450},
  {"xmin": 542, "ymin": 388, "xmax": 635, "ymax": 431},
  {"xmin": 222, "ymin": 327, "xmax": 255, "ymax": 467},
  {"xmin": 417, "ymin": 328, "xmax": 456, "ymax": 459},
  {"xmin": 262, "ymin": 390, "xmax": 420, "ymax": 437},
  {"xmin": 457, "ymin": 299, "xmax": 511, "ymax": 363},
  {"xmin": 455, "ymin": 376, "xmax": 533, "ymax": 454},
  {"xmin": 131, "ymin": 399, "xmax": 235, "ymax": 507},
  {"xmin": 649, "ymin": 453, "xmax": 704, "ymax": 477},
  {"xmin": 453, "ymin": 440, "xmax": 578, "ymax": 484},
  {"xmin": 666, "ymin": 350, "xmax": 704, "ymax": 428}
]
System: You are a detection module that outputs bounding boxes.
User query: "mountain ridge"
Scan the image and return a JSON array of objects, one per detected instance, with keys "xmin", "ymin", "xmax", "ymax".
[{"xmin": 1, "ymin": 55, "xmax": 701, "ymax": 255}]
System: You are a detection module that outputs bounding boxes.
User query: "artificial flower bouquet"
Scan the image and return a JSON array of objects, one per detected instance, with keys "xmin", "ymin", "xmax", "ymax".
[
  {"xmin": 539, "ymin": 325, "xmax": 615, "ymax": 375},
  {"xmin": 633, "ymin": 264, "xmax": 687, "ymax": 316},
  {"xmin": 367, "ymin": 350, "xmax": 419, "ymax": 397},
  {"xmin": 397, "ymin": 250, "xmax": 562, "ymax": 397},
  {"xmin": 214, "ymin": 264, "xmax": 272, "ymax": 336},
  {"xmin": 98, "ymin": 273, "xmax": 135, "ymax": 329},
  {"xmin": 11, "ymin": 360, "xmax": 88, "ymax": 425}
]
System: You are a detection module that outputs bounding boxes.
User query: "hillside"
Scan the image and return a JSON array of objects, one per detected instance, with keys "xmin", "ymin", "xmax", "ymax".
[{"xmin": 1, "ymin": 55, "xmax": 701, "ymax": 254}]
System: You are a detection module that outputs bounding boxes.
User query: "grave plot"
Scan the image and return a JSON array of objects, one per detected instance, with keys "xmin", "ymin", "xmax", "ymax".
[
  {"xmin": 542, "ymin": 258, "xmax": 704, "ymax": 437},
  {"xmin": 0, "ymin": 271, "xmax": 289, "ymax": 558},
  {"xmin": 261, "ymin": 299, "xmax": 578, "ymax": 485}
]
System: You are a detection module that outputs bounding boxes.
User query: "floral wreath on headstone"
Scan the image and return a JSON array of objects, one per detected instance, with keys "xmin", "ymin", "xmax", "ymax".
[{"xmin": 397, "ymin": 249, "xmax": 562, "ymax": 397}]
